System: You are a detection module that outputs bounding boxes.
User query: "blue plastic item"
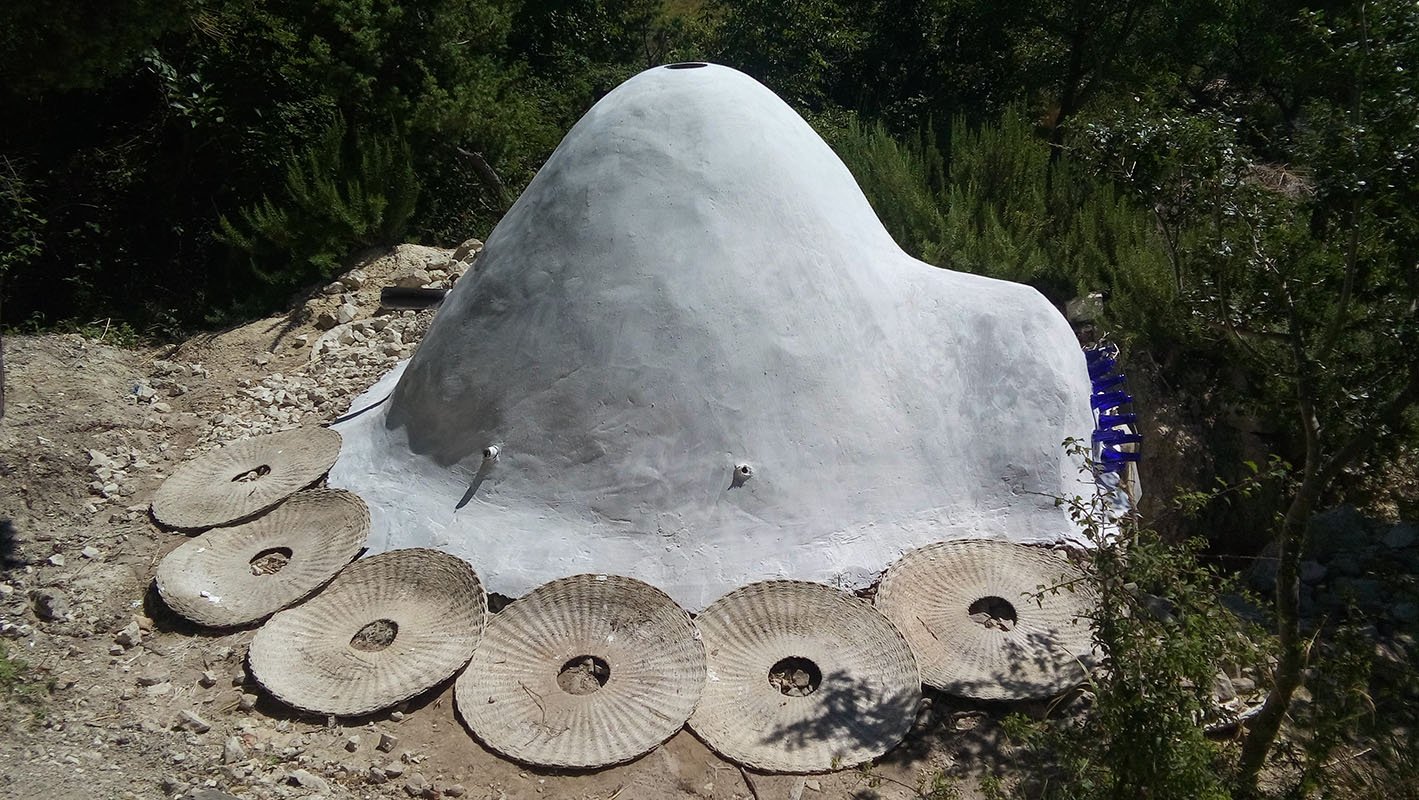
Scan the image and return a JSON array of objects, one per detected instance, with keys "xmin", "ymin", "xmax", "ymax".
[
  {"xmin": 1091, "ymin": 373, "xmax": 1127, "ymax": 392},
  {"xmin": 1097, "ymin": 413, "xmax": 1137, "ymax": 428},
  {"xmin": 1093, "ymin": 429, "xmax": 1143, "ymax": 446},
  {"xmin": 1090, "ymin": 391, "xmax": 1133, "ymax": 411}
]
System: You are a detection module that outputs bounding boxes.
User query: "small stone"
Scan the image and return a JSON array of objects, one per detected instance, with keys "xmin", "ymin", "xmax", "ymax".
[
  {"xmin": 1232, "ymin": 676, "xmax": 1257, "ymax": 694},
  {"xmin": 383, "ymin": 762, "xmax": 406, "ymax": 778},
  {"xmin": 394, "ymin": 270, "xmax": 432, "ymax": 289},
  {"xmin": 237, "ymin": 693, "xmax": 258, "ymax": 712},
  {"xmin": 342, "ymin": 269, "xmax": 368, "ymax": 290},
  {"xmin": 198, "ymin": 671, "xmax": 218, "ymax": 688},
  {"xmin": 81, "ymin": 545, "xmax": 101, "ymax": 559},
  {"xmin": 314, "ymin": 310, "xmax": 339, "ymax": 330},
  {"xmin": 287, "ymin": 769, "xmax": 330, "ymax": 794},
  {"xmin": 1213, "ymin": 672, "xmax": 1236, "ymax": 702},
  {"xmin": 377, "ymin": 731, "xmax": 398, "ymax": 753},
  {"xmin": 337, "ymin": 303, "xmax": 359, "ymax": 324},
  {"xmin": 32, "ymin": 589, "xmax": 70, "ymax": 621},
  {"xmin": 368, "ymin": 767, "xmax": 389, "ymax": 784},
  {"xmin": 403, "ymin": 773, "xmax": 429, "ymax": 797},
  {"xmin": 47, "ymin": 554, "xmax": 66, "ymax": 567},
  {"xmin": 222, "ymin": 736, "xmax": 248, "ymax": 764},
  {"xmin": 151, "ymin": 402, "xmax": 173, "ymax": 414},
  {"xmin": 1299, "ymin": 560, "xmax": 1326, "ymax": 583},
  {"xmin": 344, "ymin": 735, "xmax": 360, "ymax": 752},
  {"xmin": 177, "ymin": 710, "xmax": 212, "ymax": 734},
  {"xmin": 804, "ymin": 779, "xmax": 822, "ymax": 791},
  {"xmin": 1384, "ymin": 523, "xmax": 1417, "ymax": 550},
  {"xmin": 136, "ymin": 669, "xmax": 170, "ymax": 687},
  {"xmin": 252, "ymin": 353, "xmax": 271, "ymax": 366},
  {"xmin": 451, "ymin": 237, "xmax": 483, "ymax": 262},
  {"xmin": 114, "ymin": 621, "xmax": 143, "ymax": 648},
  {"xmin": 389, "ymin": 710, "xmax": 405, "ymax": 722},
  {"xmin": 145, "ymin": 681, "xmax": 173, "ymax": 696}
]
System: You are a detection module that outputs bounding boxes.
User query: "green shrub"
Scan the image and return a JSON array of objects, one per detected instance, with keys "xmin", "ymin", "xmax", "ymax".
[
  {"xmin": 1002, "ymin": 443, "xmax": 1266, "ymax": 800},
  {"xmin": 815, "ymin": 111, "xmax": 948, "ymax": 261},
  {"xmin": 218, "ymin": 115, "xmax": 418, "ymax": 296}
]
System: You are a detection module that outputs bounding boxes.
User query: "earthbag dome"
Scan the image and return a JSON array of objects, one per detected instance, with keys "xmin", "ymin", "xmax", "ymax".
[{"xmin": 329, "ymin": 62, "xmax": 1095, "ymax": 610}]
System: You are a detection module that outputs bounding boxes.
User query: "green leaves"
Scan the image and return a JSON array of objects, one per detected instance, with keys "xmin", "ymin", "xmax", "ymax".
[{"xmin": 217, "ymin": 115, "xmax": 420, "ymax": 293}]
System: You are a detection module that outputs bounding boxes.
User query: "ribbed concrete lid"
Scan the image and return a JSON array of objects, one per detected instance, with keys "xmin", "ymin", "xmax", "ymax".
[
  {"xmin": 151, "ymin": 427, "xmax": 342, "ymax": 530},
  {"xmin": 155, "ymin": 488, "xmax": 368, "ymax": 627},
  {"xmin": 248, "ymin": 548, "xmax": 486, "ymax": 716},
  {"xmin": 875, "ymin": 539, "xmax": 1095, "ymax": 699},
  {"xmin": 688, "ymin": 580, "xmax": 921, "ymax": 773},
  {"xmin": 456, "ymin": 574, "xmax": 705, "ymax": 768}
]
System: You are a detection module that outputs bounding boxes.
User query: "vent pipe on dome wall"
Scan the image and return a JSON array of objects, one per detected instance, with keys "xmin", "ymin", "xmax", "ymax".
[{"xmin": 328, "ymin": 63, "xmax": 1101, "ymax": 611}]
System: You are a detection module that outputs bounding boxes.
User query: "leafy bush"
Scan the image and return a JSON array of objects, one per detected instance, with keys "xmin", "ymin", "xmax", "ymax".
[
  {"xmin": 218, "ymin": 116, "xmax": 418, "ymax": 298},
  {"xmin": 1002, "ymin": 445, "xmax": 1267, "ymax": 800}
]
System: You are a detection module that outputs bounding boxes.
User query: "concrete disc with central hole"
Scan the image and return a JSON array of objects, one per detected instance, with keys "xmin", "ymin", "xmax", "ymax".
[
  {"xmin": 151, "ymin": 427, "xmax": 342, "ymax": 530},
  {"xmin": 248, "ymin": 548, "xmax": 486, "ymax": 716},
  {"xmin": 328, "ymin": 62, "xmax": 1095, "ymax": 611},
  {"xmin": 874, "ymin": 539, "xmax": 1096, "ymax": 699},
  {"xmin": 455, "ymin": 574, "xmax": 705, "ymax": 768},
  {"xmin": 688, "ymin": 581, "xmax": 920, "ymax": 773},
  {"xmin": 155, "ymin": 488, "xmax": 369, "ymax": 627}
]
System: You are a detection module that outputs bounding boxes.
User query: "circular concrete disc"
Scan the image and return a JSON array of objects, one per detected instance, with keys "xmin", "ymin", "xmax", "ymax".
[
  {"xmin": 689, "ymin": 581, "xmax": 920, "ymax": 773},
  {"xmin": 155, "ymin": 488, "xmax": 369, "ymax": 627},
  {"xmin": 151, "ymin": 427, "xmax": 342, "ymax": 530},
  {"xmin": 248, "ymin": 549, "xmax": 486, "ymax": 716},
  {"xmin": 456, "ymin": 574, "xmax": 705, "ymax": 768},
  {"xmin": 875, "ymin": 540, "xmax": 1095, "ymax": 699}
]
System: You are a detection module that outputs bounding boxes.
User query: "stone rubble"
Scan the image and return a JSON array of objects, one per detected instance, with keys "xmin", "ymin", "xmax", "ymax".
[{"xmin": 191, "ymin": 242, "xmax": 479, "ymax": 452}]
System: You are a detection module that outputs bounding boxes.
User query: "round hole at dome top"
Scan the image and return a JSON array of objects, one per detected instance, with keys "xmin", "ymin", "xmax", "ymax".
[
  {"xmin": 249, "ymin": 546, "xmax": 293, "ymax": 576},
  {"xmin": 558, "ymin": 655, "xmax": 611, "ymax": 695},
  {"xmin": 665, "ymin": 62, "xmax": 708, "ymax": 70},
  {"xmin": 768, "ymin": 656, "xmax": 822, "ymax": 696},
  {"xmin": 350, "ymin": 619, "xmax": 399, "ymax": 651},
  {"xmin": 967, "ymin": 596, "xmax": 1018, "ymax": 631}
]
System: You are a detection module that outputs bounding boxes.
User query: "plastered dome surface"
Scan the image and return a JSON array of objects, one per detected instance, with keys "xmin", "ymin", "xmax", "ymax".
[{"xmin": 330, "ymin": 63, "xmax": 1094, "ymax": 610}]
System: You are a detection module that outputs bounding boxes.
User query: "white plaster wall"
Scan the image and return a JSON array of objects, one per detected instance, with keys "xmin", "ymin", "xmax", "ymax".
[{"xmin": 329, "ymin": 63, "xmax": 1095, "ymax": 611}]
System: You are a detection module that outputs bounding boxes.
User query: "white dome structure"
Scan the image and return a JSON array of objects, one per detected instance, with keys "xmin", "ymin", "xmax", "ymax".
[{"xmin": 329, "ymin": 63, "xmax": 1094, "ymax": 611}]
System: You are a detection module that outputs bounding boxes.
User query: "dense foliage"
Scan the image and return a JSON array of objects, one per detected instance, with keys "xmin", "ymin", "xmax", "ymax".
[{"xmin": 0, "ymin": 0, "xmax": 674, "ymax": 331}]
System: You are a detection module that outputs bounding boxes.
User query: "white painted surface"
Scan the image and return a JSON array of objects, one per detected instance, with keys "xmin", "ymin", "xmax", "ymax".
[{"xmin": 330, "ymin": 63, "xmax": 1095, "ymax": 611}]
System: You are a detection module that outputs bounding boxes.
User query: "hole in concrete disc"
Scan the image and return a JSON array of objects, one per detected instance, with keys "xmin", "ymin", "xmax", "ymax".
[
  {"xmin": 350, "ymin": 619, "xmax": 399, "ymax": 651},
  {"xmin": 967, "ymin": 596, "xmax": 1018, "ymax": 631},
  {"xmin": 557, "ymin": 655, "xmax": 610, "ymax": 695},
  {"xmin": 665, "ymin": 62, "xmax": 708, "ymax": 69},
  {"xmin": 768, "ymin": 656, "xmax": 822, "ymax": 697},
  {"xmin": 231, "ymin": 464, "xmax": 272, "ymax": 482},
  {"xmin": 248, "ymin": 546, "xmax": 293, "ymax": 576}
]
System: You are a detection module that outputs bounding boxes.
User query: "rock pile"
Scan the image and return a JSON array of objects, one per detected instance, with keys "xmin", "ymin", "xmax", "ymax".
[
  {"xmin": 195, "ymin": 241, "xmax": 479, "ymax": 449},
  {"xmin": 1249, "ymin": 505, "xmax": 1419, "ymax": 627}
]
